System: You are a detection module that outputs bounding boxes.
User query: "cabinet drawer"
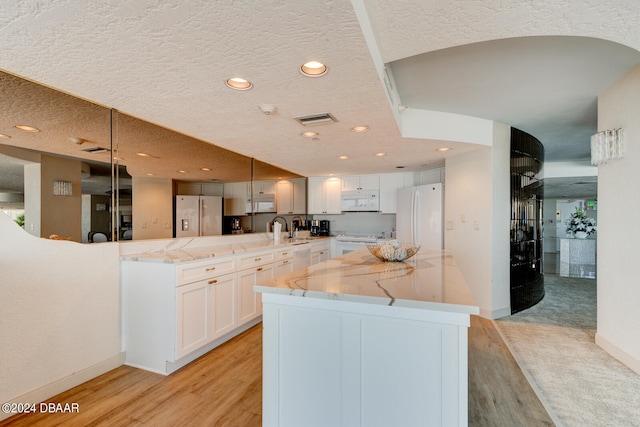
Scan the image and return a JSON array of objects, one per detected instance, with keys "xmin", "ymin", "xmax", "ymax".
[
  {"xmin": 311, "ymin": 241, "xmax": 330, "ymax": 253},
  {"xmin": 274, "ymin": 248, "xmax": 294, "ymax": 261},
  {"xmin": 177, "ymin": 256, "xmax": 237, "ymax": 286},
  {"xmin": 237, "ymin": 250, "xmax": 275, "ymax": 270}
]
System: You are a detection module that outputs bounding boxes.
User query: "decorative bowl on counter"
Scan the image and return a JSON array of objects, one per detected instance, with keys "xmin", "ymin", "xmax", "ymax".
[{"xmin": 366, "ymin": 240, "xmax": 420, "ymax": 262}]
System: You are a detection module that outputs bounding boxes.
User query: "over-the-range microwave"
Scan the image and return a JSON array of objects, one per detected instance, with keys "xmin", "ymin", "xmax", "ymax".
[
  {"xmin": 246, "ymin": 194, "xmax": 276, "ymax": 213},
  {"xmin": 340, "ymin": 190, "xmax": 379, "ymax": 212}
]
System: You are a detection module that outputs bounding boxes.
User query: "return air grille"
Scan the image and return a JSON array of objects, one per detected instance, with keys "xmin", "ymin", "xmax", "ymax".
[{"xmin": 294, "ymin": 112, "xmax": 338, "ymax": 126}]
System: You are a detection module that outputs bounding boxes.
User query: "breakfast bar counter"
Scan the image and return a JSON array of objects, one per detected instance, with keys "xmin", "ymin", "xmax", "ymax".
[{"xmin": 256, "ymin": 248, "xmax": 479, "ymax": 427}]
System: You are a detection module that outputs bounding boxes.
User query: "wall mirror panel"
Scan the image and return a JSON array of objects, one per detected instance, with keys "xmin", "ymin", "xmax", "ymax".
[{"xmin": 0, "ymin": 69, "xmax": 302, "ymax": 242}]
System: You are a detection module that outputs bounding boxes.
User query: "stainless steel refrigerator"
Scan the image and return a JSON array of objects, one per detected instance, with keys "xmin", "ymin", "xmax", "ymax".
[
  {"xmin": 175, "ymin": 195, "xmax": 223, "ymax": 237},
  {"xmin": 396, "ymin": 183, "xmax": 443, "ymax": 250}
]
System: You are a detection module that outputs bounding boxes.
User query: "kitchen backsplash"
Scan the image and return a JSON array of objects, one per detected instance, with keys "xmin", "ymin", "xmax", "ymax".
[{"xmin": 312, "ymin": 212, "xmax": 396, "ymax": 237}]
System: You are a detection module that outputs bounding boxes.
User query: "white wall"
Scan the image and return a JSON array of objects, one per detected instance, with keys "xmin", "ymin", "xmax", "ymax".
[
  {"xmin": 595, "ymin": 64, "xmax": 640, "ymax": 374},
  {"xmin": 444, "ymin": 122, "xmax": 511, "ymax": 319},
  {"xmin": 0, "ymin": 211, "xmax": 122, "ymax": 420},
  {"xmin": 132, "ymin": 176, "xmax": 174, "ymax": 240}
]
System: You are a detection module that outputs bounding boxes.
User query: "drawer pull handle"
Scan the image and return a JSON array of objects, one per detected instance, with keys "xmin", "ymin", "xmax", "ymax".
[
  {"xmin": 206, "ymin": 267, "xmax": 216, "ymax": 271},
  {"xmin": 283, "ymin": 252, "xmax": 288, "ymax": 255},
  {"xmin": 257, "ymin": 267, "xmax": 263, "ymax": 271},
  {"xmin": 255, "ymin": 257, "xmax": 262, "ymax": 261},
  {"xmin": 208, "ymin": 279, "xmax": 218, "ymax": 284},
  {"xmin": 283, "ymin": 260, "xmax": 289, "ymax": 264}
]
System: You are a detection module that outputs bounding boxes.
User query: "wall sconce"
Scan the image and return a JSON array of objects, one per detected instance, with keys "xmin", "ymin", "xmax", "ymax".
[
  {"xmin": 53, "ymin": 180, "xmax": 73, "ymax": 196},
  {"xmin": 591, "ymin": 128, "xmax": 624, "ymax": 165}
]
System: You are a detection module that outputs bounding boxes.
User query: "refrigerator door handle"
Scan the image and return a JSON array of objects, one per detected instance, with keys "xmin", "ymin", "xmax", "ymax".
[
  {"xmin": 412, "ymin": 190, "xmax": 420, "ymax": 244},
  {"xmin": 199, "ymin": 198, "xmax": 203, "ymax": 236}
]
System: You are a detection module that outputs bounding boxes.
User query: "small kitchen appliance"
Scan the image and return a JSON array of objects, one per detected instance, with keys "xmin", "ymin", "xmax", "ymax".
[
  {"xmin": 319, "ymin": 220, "xmax": 330, "ymax": 236},
  {"xmin": 310, "ymin": 219, "xmax": 321, "ymax": 236}
]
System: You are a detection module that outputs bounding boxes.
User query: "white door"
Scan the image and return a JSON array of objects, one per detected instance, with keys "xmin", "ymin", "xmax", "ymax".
[{"xmin": 175, "ymin": 281, "xmax": 209, "ymax": 359}]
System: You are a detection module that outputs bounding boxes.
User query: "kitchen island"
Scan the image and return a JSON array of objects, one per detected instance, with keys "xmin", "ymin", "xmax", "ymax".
[{"xmin": 256, "ymin": 248, "xmax": 479, "ymax": 427}]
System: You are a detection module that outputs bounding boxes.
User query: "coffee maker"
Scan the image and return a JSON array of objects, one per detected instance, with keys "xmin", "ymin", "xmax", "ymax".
[
  {"xmin": 310, "ymin": 220, "xmax": 321, "ymax": 236},
  {"xmin": 319, "ymin": 220, "xmax": 330, "ymax": 236}
]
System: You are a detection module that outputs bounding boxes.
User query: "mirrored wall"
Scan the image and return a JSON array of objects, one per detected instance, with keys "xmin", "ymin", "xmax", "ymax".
[{"xmin": 0, "ymin": 70, "xmax": 303, "ymax": 242}]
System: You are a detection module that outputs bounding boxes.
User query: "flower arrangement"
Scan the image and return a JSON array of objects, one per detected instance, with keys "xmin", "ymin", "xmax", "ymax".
[{"xmin": 565, "ymin": 207, "xmax": 597, "ymax": 236}]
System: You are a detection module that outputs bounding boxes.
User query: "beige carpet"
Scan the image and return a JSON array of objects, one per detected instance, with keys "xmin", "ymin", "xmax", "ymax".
[{"xmin": 494, "ymin": 275, "xmax": 640, "ymax": 427}]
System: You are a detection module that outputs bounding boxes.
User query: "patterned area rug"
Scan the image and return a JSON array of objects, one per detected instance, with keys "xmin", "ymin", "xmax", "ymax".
[{"xmin": 494, "ymin": 275, "xmax": 640, "ymax": 427}]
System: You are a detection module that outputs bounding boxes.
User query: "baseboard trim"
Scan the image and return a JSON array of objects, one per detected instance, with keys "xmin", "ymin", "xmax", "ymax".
[
  {"xmin": 0, "ymin": 352, "xmax": 125, "ymax": 422},
  {"xmin": 596, "ymin": 333, "xmax": 640, "ymax": 375},
  {"xmin": 479, "ymin": 306, "xmax": 511, "ymax": 320}
]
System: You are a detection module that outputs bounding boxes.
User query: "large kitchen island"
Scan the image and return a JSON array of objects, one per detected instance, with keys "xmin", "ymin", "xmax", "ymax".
[{"xmin": 256, "ymin": 248, "xmax": 479, "ymax": 427}]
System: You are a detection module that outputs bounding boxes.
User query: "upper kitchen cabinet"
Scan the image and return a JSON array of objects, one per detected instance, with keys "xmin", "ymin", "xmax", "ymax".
[
  {"xmin": 341, "ymin": 174, "xmax": 379, "ymax": 191},
  {"xmin": 417, "ymin": 168, "xmax": 445, "ymax": 185},
  {"xmin": 379, "ymin": 172, "xmax": 416, "ymax": 214},
  {"xmin": 175, "ymin": 181, "xmax": 224, "ymax": 197},
  {"xmin": 276, "ymin": 178, "xmax": 306, "ymax": 215},
  {"xmin": 253, "ymin": 180, "xmax": 276, "ymax": 195},
  {"xmin": 308, "ymin": 177, "xmax": 342, "ymax": 214},
  {"xmin": 223, "ymin": 182, "xmax": 251, "ymax": 216}
]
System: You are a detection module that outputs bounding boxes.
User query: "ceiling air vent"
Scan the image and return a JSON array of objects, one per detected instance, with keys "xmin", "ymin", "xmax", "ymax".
[{"xmin": 294, "ymin": 112, "xmax": 338, "ymax": 127}]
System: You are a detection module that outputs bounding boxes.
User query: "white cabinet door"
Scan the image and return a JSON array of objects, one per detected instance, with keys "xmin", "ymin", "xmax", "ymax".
[
  {"xmin": 237, "ymin": 263, "xmax": 274, "ymax": 324},
  {"xmin": 224, "ymin": 182, "xmax": 250, "ymax": 216},
  {"xmin": 309, "ymin": 176, "xmax": 341, "ymax": 214},
  {"xmin": 292, "ymin": 178, "xmax": 307, "ymax": 214},
  {"xmin": 323, "ymin": 177, "xmax": 342, "ymax": 214},
  {"xmin": 342, "ymin": 175, "xmax": 379, "ymax": 191},
  {"xmin": 276, "ymin": 180, "xmax": 293, "ymax": 214},
  {"xmin": 254, "ymin": 180, "xmax": 276, "ymax": 195},
  {"xmin": 274, "ymin": 258, "xmax": 294, "ymax": 276},
  {"xmin": 176, "ymin": 281, "xmax": 209, "ymax": 359},
  {"xmin": 209, "ymin": 273, "xmax": 237, "ymax": 339}
]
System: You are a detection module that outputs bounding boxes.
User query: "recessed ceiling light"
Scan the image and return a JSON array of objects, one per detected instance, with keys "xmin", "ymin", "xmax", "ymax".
[
  {"xmin": 178, "ymin": 170, "xmax": 189, "ymax": 174},
  {"xmin": 351, "ymin": 126, "xmax": 369, "ymax": 132},
  {"xmin": 300, "ymin": 131, "xmax": 319, "ymax": 138},
  {"xmin": 15, "ymin": 125, "xmax": 40, "ymax": 132},
  {"xmin": 300, "ymin": 61, "xmax": 327, "ymax": 77},
  {"xmin": 0, "ymin": 133, "xmax": 11, "ymax": 139},
  {"xmin": 374, "ymin": 152, "xmax": 386, "ymax": 157},
  {"xmin": 113, "ymin": 156, "xmax": 124, "ymax": 161},
  {"xmin": 338, "ymin": 155, "xmax": 349, "ymax": 160},
  {"xmin": 436, "ymin": 147, "xmax": 452, "ymax": 152},
  {"xmin": 225, "ymin": 77, "xmax": 252, "ymax": 90},
  {"xmin": 136, "ymin": 152, "xmax": 151, "ymax": 157},
  {"xmin": 200, "ymin": 167, "xmax": 212, "ymax": 172},
  {"xmin": 146, "ymin": 173, "xmax": 155, "ymax": 176}
]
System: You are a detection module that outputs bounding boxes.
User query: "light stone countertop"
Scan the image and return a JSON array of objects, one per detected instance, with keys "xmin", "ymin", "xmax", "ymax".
[
  {"xmin": 256, "ymin": 248, "xmax": 480, "ymax": 313},
  {"xmin": 120, "ymin": 234, "xmax": 330, "ymax": 263}
]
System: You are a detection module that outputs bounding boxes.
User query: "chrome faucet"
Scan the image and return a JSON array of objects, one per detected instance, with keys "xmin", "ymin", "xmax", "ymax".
[
  {"xmin": 269, "ymin": 216, "xmax": 289, "ymax": 233},
  {"xmin": 290, "ymin": 215, "xmax": 305, "ymax": 237}
]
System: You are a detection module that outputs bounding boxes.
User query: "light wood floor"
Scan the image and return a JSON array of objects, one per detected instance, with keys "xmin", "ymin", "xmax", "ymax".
[{"xmin": 1, "ymin": 317, "xmax": 553, "ymax": 426}]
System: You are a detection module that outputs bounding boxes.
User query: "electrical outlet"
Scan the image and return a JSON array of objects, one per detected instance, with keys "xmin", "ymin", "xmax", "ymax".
[
  {"xmin": 474, "ymin": 220, "xmax": 480, "ymax": 230},
  {"xmin": 445, "ymin": 221, "xmax": 454, "ymax": 230}
]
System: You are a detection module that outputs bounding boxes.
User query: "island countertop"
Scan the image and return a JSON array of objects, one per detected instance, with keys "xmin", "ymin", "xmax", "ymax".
[{"xmin": 256, "ymin": 248, "xmax": 479, "ymax": 314}]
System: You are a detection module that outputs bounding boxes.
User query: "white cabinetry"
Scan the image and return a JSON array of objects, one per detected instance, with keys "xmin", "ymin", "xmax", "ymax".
[
  {"xmin": 223, "ymin": 182, "xmax": 251, "ymax": 216},
  {"xmin": 253, "ymin": 180, "xmax": 276, "ymax": 195},
  {"xmin": 310, "ymin": 240, "xmax": 330, "ymax": 265},
  {"xmin": 308, "ymin": 176, "xmax": 342, "ymax": 214},
  {"xmin": 418, "ymin": 168, "xmax": 445, "ymax": 185},
  {"xmin": 236, "ymin": 250, "xmax": 274, "ymax": 324},
  {"xmin": 341, "ymin": 174, "xmax": 379, "ymax": 191},
  {"xmin": 175, "ymin": 182, "xmax": 224, "ymax": 196},
  {"xmin": 122, "ymin": 254, "xmax": 257, "ymax": 375},
  {"xmin": 379, "ymin": 172, "xmax": 415, "ymax": 214},
  {"xmin": 274, "ymin": 247, "xmax": 295, "ymax": 276},
  {"xmin": 276, "ymin": 178, "xmax": 306, "ymax": 214}
]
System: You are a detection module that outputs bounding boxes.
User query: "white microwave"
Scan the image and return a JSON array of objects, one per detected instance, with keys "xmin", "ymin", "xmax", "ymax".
[
  {"xmin": 340, "ymin": 190, "xmax": 379, "ymax": 212},
  {"xmin": 247, "ymin": 194, "xmax": 276, "ymax": 213}
]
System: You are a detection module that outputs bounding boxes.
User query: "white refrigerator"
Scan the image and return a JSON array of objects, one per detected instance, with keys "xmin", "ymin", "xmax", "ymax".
[
  {"xmin": 396, "ymin": 183, "xmax": 443, "ymax": 250},
  {"xmin": 175, "ymin": 195, "xmax": 223, "ymax": 237}
]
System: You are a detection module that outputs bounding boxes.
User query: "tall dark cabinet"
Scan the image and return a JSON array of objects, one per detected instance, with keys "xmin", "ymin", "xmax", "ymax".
[{"xmin": 510, "ymin": 128, "xmax": 545, "ymax": 314}]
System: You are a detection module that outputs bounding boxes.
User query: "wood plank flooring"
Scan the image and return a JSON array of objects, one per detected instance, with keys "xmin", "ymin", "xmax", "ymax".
[{"xmin": 1, "ymin": 317, "xmax": 554, "ymax": 426}]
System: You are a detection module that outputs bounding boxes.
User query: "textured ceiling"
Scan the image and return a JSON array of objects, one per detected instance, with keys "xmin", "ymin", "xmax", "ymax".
[{"xmin": 1, "ymin": 0, "xmax": 640, "ymax": 200}]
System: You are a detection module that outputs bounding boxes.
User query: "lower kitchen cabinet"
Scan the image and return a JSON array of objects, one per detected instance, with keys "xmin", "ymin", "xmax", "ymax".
[
  {"xmin": 176, "ymin": 280, "xmax": 209, "ymax": 359},
  {"xmin": 237, "ymin": 262, "xmax": 273, "ymax": 324}
]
